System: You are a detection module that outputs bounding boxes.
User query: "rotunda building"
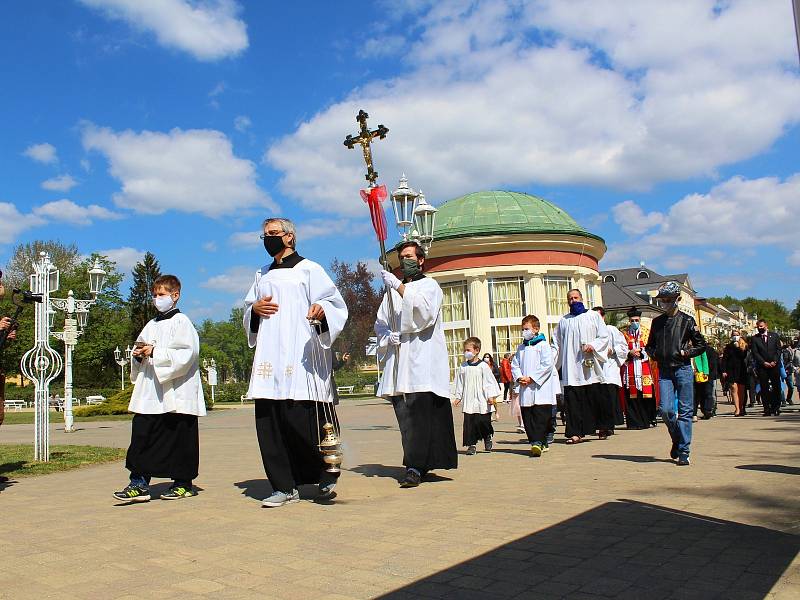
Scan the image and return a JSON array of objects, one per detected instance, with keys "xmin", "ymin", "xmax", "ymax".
[{"xmin": 390, "ymin": 190, "xmax": 606, "ymax": 375}]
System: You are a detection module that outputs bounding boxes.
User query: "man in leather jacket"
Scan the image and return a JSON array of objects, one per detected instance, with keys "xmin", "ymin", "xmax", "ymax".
[{"xmin": 645, "ymin": 281, "xmax": 706, "ymax": 466}]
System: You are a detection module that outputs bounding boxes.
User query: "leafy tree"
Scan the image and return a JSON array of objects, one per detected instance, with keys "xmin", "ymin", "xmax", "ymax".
[
  {"xmin": 329, "ymin": 259, "xmax": 381, "ymax": 364},
  {"xmin": 707, "ymin": 296, "xmax": 792, "ymax": 333},
  {"xmin": 128, "ymin": 252, "xmax": 161, "ymax": 336},
  {"xmin": 791, "ymin": 300, "xmax": 800, "ymax": 331},
  {"xmin": 198, "ymin": 307, "xmax": 253, "ymax": 383},
  {"xmin": 2, "ymin": 240, "xmax": 80, "ymax": 289}
]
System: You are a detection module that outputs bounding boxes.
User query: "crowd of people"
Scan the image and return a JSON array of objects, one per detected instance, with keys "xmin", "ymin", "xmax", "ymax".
[{"xmin": 8, "ymin": 215, "xmax": 780, "ymax": 506}]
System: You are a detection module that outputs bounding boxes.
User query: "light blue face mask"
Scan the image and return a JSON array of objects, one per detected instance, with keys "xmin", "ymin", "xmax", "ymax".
[{"xmin": 630, "ymin": 322, "xmax": 640, "ymax": 331}]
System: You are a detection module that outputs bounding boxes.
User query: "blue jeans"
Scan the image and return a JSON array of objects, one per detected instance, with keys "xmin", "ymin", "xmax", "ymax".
[
  {"xmin": 658, "ymin": 364, "xmax": 694, "ymax": 458},
  {"xmin": 130, "ymin": 474, "xmax": 151, "ymax": 489}
]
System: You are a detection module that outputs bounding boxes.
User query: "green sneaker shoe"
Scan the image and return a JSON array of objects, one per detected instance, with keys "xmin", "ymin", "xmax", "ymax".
[
  {"xmin": 112, "ymin": 484, "xmax": 150, "ymax": 503},
  {"xmin": 160, "ymin": 486, "xmax": 196, "ymax": 500}
]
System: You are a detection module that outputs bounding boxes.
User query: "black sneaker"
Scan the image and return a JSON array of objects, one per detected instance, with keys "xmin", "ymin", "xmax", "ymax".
[
  {"xmin": 160, "ymin": 486, "xmax": 196, "ymax": 500},
  {"xmin": 466, "ymin": 445, "xmax": 477, "ymax": 455},
  {"xmin": 670, "ymin": 442, "xmax": 679, "ymax": 460},
  {"xmin": 484, "ymin": 437, "xmax": 493, "ymax": 452},
  {"xmin": 113, "ymin": 484, "xmax": 150, "ymax": 503},
  {"xmin": 399, "ymin": 469, "xmax": 421, "ymax": 488},
  {"xmin": 677, "ymin": 456, "xmax": 691, "ymax": 466}
]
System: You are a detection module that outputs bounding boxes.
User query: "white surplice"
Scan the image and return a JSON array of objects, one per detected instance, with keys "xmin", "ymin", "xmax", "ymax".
[
  {"xmin": 602, "ymin": 326, "xmax": 629, "ymax": 387},
  {"xmin": 511, "ymin": 340, "xmax": 561, "ymax": 407},
  {"xmin": 129, "ymin": 312, "xmax": 206, "ymax": 416},
  {"xmin": 454, "ymin": 361, "xmax": 501, "ymax": 414},
  {"xmin": 374, "ymin": 277, "xmax": 450, "ymax": 399},
  {"xmin": 552, "ymin": 309, "xmax": 610, "ymax": 387},
  {"xmin": 243, "ymin": 259, "xmax": 348, "ymax": 402}
]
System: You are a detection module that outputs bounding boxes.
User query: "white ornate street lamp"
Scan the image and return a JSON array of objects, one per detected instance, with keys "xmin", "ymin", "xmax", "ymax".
[
  {"xmin": 391, "ymin": 174, "xmax": 419, "ymax": 241},
  {"xmin": 114, "ymin": 345, "xmax": 133, "ymax": 391},
  {"xmin": 48, "ymin": 258, "xmax": 107, "ymax": 434},
  {"xmin": 21, "ymin": 252, "xmax": 64, "ymax": 461},
  {"xmin": 412, "ymin": 190, "xmax": 438, "ymax": 255},
  {"xmin": 203, "ymin": 358, "xmax": 218, "ymax": 405}
]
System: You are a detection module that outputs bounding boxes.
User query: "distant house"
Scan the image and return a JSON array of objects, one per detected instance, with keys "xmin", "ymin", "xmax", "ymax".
[{"xmin": 600, "ymin": 263, "xmax": 698, "ymax": 321}]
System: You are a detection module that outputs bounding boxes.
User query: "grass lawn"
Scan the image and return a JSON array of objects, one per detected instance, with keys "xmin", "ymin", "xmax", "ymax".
[
  {"xmin": 1, "ymin": 412, "xmax": 133, "ymax": 426},
  {"xmin": 0, "ymin": 444, "xmax": 126, "ymax": 478}
]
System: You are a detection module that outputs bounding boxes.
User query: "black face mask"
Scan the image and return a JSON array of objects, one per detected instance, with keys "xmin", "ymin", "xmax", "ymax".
[
  {"xmin": 263, "ymin": 235, "xmax": 286, "ymax": 257},
  {"xmin": 757, "ymin": 327, "xmax": 767, "ymax": 335}
]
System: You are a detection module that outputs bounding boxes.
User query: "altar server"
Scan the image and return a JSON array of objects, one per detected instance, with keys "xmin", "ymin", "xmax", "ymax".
[
  {"xmin": 592, "ymin": 306, "xmax": 629, "ymax": 436},
  {"xmin": 243, "ymin": 218, "xmax": 348, "ymax": 507},
  {"xmin": 113, "ymin": 275, "xmax": 206, "ymax": 503},
  {"xmin": 453, "ymin": 337, "xmax": 501, "ymax": 455},
  {"xmin": 511, "ymin": 315, "xmax": 560, "ymax": 456},
  {"xmin": 552, "ymin": 289, "xmax": 610, "ymax": 444},
  {"xmin": 376, "ymin": 241, "xmax": 457, "ymax": 488}
]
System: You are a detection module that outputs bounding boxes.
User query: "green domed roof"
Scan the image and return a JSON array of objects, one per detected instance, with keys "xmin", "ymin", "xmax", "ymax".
[{"xmin": 433, "ymin": 190, "xmax": 603, "ymax": 242}]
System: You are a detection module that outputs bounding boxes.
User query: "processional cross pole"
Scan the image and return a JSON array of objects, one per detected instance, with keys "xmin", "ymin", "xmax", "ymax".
[{"xmin": 344, "ymin": 109, "xmax": 389, "ymax": 187}]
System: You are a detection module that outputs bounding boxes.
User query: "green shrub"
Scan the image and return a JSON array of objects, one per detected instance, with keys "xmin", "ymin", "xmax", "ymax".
[
  {"xmin": 74, "ymin": 387, "xmax": 133, "ymax": 417},
  {"xmin": 211, "ymin": 381, "xmax": 250, "ymax": 403}
]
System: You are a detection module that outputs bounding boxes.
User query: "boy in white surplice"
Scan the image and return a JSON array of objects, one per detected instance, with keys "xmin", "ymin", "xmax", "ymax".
[
  {"xmin": 243, "ymin": 218, "xmax": 348, "ymax": 508},
  {"xmin": 453, "ymin": 337, "xmax": 501, "ymax": 455},
  {"xmin": 113, "ymin": 275, "xmax": 206, "ymax": 503}
]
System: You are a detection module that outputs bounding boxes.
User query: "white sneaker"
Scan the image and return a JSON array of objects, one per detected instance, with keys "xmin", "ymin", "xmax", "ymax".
[{"xmin": 262, "ymin": 489, "xmax": 300, "ymax": 507}]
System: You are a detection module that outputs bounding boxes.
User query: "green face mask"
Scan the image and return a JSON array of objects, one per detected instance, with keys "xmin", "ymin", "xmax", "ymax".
[{"xmin": 400, "ymin": 258, "xmax": 422, "ymax": 279}]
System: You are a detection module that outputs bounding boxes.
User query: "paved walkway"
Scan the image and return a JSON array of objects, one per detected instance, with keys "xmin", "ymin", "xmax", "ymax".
[{"xmin": 1, "ymin": 399, "xmax": 798, "ymax": 599}]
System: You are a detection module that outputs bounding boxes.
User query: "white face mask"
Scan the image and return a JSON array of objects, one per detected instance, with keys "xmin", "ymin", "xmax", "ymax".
[
  {"xmin": 153, "ymin": 295, "xmax": 175, "ymax": 313},
  {"xmin": 522, "ymin": 329, "xmax": 535, "ymax": 341},
  {"xmin": 483, "ymin": 357, "xmax": 491, "ymax": 363},
  {"xmin": 464, "ymin": 351, "xmax": 475, "ymax": 361},
  {"xmin": 732, "ymin": 335, "xmax": 740, "ymax": 343}
]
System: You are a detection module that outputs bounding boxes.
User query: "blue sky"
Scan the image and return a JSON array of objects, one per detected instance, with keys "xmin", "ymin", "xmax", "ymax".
[{"xmin": 1, "ymin": 0, "xmax": 799, "ymax": 323}]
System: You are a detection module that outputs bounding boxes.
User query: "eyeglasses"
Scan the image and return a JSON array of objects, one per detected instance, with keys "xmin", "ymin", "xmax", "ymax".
[{"xmin": 259, "ymin": 232, "xmax": 285, "ymax": 240}]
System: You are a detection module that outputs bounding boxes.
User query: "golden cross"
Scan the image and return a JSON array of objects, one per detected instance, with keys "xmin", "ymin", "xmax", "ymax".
[
  {"xmin": 256, "ymin": 362, "xmax": 273, "ymax": 378},
  {"xmin": 343, "ymin": 109, "xmax": 389, "ymax": 186}
]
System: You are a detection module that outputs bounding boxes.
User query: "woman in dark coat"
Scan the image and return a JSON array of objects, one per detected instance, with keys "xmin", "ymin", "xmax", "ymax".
[{"xmin": 722, "ymin": 331, "xmax": 748, "ymax": 416}]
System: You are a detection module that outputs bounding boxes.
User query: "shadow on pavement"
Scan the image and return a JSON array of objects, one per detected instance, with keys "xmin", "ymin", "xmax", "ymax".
[
  {"xmin": 375, "ymin": 500, "xmax": 800, "ymax": 600},
  {"xmin": 592, "ymin": 454, "xmax": 675, "ymax": 464},
  {"xmin": 736, "ymin": 464, "xmax": 800, "ymax": 476},
  {"xmin": 0, "ymin": 475, "xmax": 15, "ymax": 493},
  {"xmin": 349, "ymin": 464, "xmax": 454, "ymax": 483}
]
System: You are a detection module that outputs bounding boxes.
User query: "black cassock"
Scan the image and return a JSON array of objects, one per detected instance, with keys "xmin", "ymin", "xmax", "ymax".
[{"xmin": 391, "ymin": 392, "xmax": 458, "ymax": 472}]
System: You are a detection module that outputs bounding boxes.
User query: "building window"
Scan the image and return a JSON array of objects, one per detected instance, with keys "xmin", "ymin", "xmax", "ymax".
[
  {"xmin": 603, "ymin": 275, "xmax": 616, "ymax": 283},
  {"xmin": 545, "ymin": 276, "xmax": 571, "ymax": 316},
  {"xmin": 488, "ymin": 277, "xmax": 526, "ymax": 319},
  {"xmin": 586, "ymin": 281, "xmax": 597, "ymax": 308},
  {"xmin": 636, "ymin": 270, "xmax": 650, "ymax": 280},
  {"xmin": 444, "ymin": 327, "xmax": 470, "ymax": 379},
  {"xmin": 491, "ymin": 325, "xmax": 523, "ymax": 362},
  {"xmin": 440, "ymin": 281, "xmax": 469, "ymax": 323}
]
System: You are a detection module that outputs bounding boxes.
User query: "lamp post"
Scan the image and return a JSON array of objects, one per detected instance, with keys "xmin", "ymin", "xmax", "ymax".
[
  {"xmin": 48, "ymin": 258, "xmax": 107, "ymax": 434},
  {"xmin": 411, "ymin": 190, "xmax": 438, "ymax": 255},
  {"xmin": 390, "ymin": 174, "xmax": 419, "ymax": 241},
  {"xmin": 20, "ymin": 253, "xmax": 64, "ymax": 461},
  {"xmin": 203, "ymin": 358, "xmax": 217, "ymax": 405},
  {"xmin": 114, "ymin": 345, "xmax": 133, "ymax": 390}
]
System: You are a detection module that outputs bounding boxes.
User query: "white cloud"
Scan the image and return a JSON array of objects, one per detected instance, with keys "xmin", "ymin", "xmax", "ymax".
[
  {"xmin": 80, "ymin": 158, "xmax": 92, "ymax": 172},
  {"xmin": 41, "ymin": 174, "xmax": 78, "ymax": 192},
  {"xmin": 201, "ymin": 265, "xmax": 254, "ymax": 293},
  {"xmin": 611, "ymin": 200, "xmax": 664, "ymax": 235},
  {"xmin": 265, "ymin": 0, "xmax": 800, "ymax": 216},
  {"xmin": 228, "ymin": 230, "xmax": 261, "ymax": 248},
  {"xmin": 358, "ymin": 257, "xmax": 383, "ymax": 279},
  {"xmin": 32, "ymin": 199, "xmax": 123, "ymax": 226},
  {"xmin": 96, "ymin": 247, "xmax": 146, "ymax": 274},
  {"xmin": 358, "ymin": 35, "xmax": 406, "ymax": 59},
  {"xmin": 23, "ymin": 142, "xmax": 58, "ymax": 164},
  {"xmin": 604, "ymin": 173, "xmax": 800, "ymax": 270},
  {"xmin": 78, "ymin": 0, "xmax": 248, "ymax": 61},
  {"xmin": 203, "ymin": 241, "xmax": 218, "ymax": 252},
  {"xmin": 234, "ymin": 115, "xmax": 252, "ymax": 132},
  {"xmin": 82, "ymin": 123, "xmax": 276, "ymax": 218},
  {"xmin": 0, "ymin": 202, "xmax": 45, "ymax": 244}
]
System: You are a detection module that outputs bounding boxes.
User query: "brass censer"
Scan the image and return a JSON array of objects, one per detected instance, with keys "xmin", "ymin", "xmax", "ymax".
[{"xmin": 318, "ymin": 422, "xmax": 343, "ymax": 473}]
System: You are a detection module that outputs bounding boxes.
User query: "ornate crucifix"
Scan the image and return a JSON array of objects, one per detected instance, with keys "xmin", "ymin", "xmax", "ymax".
[{"xmin": 343, "ymin": 109, "xmax": 388, "ymax": 186}]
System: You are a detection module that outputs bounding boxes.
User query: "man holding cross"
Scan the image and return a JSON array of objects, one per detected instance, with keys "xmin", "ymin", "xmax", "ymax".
[{"xmin": 375, "ymin": 241, "xmax": 457, "ymax": 488}]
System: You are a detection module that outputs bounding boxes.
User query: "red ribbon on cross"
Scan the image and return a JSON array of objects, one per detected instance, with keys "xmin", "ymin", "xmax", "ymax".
[{"xmin": 360, "ymin": 184, "xmax": 388, "ymax": 242}]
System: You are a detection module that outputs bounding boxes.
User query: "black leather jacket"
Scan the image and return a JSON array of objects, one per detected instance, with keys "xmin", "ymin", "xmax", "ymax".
[{"xmin": 645, "ymin": 311, "xmax": 706, "ymax": 369}]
